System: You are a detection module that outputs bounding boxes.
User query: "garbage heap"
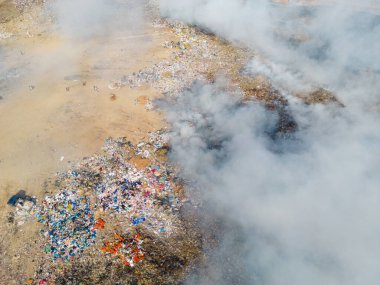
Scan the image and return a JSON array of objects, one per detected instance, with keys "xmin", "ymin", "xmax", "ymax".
[
  {"xmin": 33, "ymin": 132, "xmax": 202, "ymax": 284},
  {"xmin": 117, "ymin": 18, "xmax": 248, "ymax": 100}
]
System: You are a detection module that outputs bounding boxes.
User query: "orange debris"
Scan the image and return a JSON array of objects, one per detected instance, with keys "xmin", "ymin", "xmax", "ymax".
[{"xmin": 93, "ymin": 218, "xmax": 106, "ymax": 230}]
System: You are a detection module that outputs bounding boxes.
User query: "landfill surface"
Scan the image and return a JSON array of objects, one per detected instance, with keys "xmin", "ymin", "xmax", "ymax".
[
  {"xmin": 27, "ymin": 135, "xmax": 203, "ymax": 284},
  {"xmin": 0, "ymin": 0, "xmax": 335, "ymax": 284},
  {"xmin": 0, "ymin": 1, "xmax": 247, "ymax": 283}
]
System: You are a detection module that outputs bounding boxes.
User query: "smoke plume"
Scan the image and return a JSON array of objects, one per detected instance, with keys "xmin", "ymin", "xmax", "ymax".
[{"xmin": 159, "ymin": 1, "xmax": 380, "ymax": 284}]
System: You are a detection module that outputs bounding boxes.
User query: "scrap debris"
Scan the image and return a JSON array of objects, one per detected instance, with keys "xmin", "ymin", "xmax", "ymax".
[
  {"xmin": 7, "ymin": 190, "xmax": 37, "ymax": 226},
  {"xmin": 30, "ymin": 131, "xmax": 184, "ymax": 279},
  {"xmin": 120, "ymin": 19, "xmax": 223, "ymax": 97},
  {"xmin": 100, "ymin": 232, "xmax": 144, "ymax": 267},
  {"xmin": 36, "ymin": 188, "xmax": 97, "ymax": 260},
  {"xmin": 22, "ymin": 130, "xmax": 203, "ymax": 284}
]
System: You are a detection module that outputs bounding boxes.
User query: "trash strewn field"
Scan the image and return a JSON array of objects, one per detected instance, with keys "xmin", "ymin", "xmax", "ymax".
[
  {"xmin": 0, "ymin": 1, "xmax": 290, "ymax": 283},
  {"xmin": 0, "ymin": 11, "xmax": 255, "ymax": 282},
  {"xmin": 0, "ymin": 126, "xmax": 202, "ymax": 284}
]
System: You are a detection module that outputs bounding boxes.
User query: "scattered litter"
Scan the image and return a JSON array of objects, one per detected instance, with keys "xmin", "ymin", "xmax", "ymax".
[
  {"xmin": 117, "ymin": 19, "xmax": 230, "ymax": 98},
  {"xmin": 15, "ymin": 200, "xmax": 35, "ymax": 225},
  {"xmin": 93, "ymin": 218, "xmax": 105, "ymax": 230},
  {"xmin": 35, "ymin": 135, "xmax": 182, "ymax": 262},
  {"xmin": 36, "ymin": 188, "xmax": 98, "ymax": 260},
  {"xmin": 0, "ymin": 31, "xmax": 13, "ymax": 40},
  {"xmin": 7, "ymin": 190, "xmax": 36, "ymax": 206},
  {"xmin": 7, "ymin": 190, "xmax": 37, "ymax": 226},
  {"xmin": 100, "ymin": 232, "xmax": 144, "ymax": 267},
  {"xmin": 145, "ymin": 100, "xmax": 154, "ymax": 110},
  {"xmin": 7, "ymin": 212, "xmax": 15, "ymax": 223},
  {"xmin": 149, "ymin": 130, "xmax": 170, "ymax": 150},
  {"xmin": 108, "ymin": 81, "xmax": 122, "ymax": 90},
  {"xmin": 110, "ymin": 94, "xmax": 117, "ymax": 101}
]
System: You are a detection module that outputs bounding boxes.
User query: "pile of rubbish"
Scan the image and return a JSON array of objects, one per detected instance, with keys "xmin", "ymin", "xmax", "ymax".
[
  {"xmin": 21, "ymin": 131, "xmax": 204, "ymax": 284},
  {"xmin": 100, "ymin": 232, "xmax": 144, "ymax": 267},
  {"xmin": 34, "ymin": 132, "xmax": 182, "ymax": 265},
  {"xmin": 36, "ymin": 188, "xmax": 97, "ymax": 260},
  {"xmin": 7, "ymin": 190, "xmax": 37, "ymax": 226},
  {"xmin": 120, "ymin": 19, "xmax": 219, "ymax": 97},
  {"xmin": 148, "ymin": 129, "xmax": 170, "ymax": 150},
  {"xmin": 121, "ymin": 59, "xmax": 205, "ymax": 97}
]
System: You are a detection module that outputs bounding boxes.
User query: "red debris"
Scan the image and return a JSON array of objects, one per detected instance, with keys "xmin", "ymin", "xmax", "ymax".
[{"xmin": 93, "ymin": 218, "xmax": 106, "ymax": 230}]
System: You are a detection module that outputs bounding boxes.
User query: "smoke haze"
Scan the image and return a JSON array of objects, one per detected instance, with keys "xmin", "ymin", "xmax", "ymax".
[
  {"xmin": 159, "ymin": 1, "xmax": 380, "ymax": 284},
  {"xmin": 1, "ymin": 0, "xmax": 149, "ymax": 96},
  {"xmin": 39, "ymin": 0, "xmax": 147, "ymax": 78},
  {"xmin": 160, "ymin": 0, "xmax": 380, "ymax": 103},
  {"xmin": 48, "ymin": 0, "xmax": 145, "ymax": 39}
]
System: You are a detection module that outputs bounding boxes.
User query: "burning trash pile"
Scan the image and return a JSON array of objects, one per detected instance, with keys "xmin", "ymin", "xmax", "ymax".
[{"xmin": 30, "ymin": 131, "xmax": 201, "ymax": 283}]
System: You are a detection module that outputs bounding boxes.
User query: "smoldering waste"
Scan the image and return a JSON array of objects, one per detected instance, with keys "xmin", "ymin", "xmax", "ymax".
[{"xmin": 25, "ymin": 132, "xmax": 202, "ymax": 284}]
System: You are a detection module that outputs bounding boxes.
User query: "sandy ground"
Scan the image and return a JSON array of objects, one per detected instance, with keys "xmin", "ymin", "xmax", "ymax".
[
  {"xmin": 0, "ymin": 3, "xmax": 173, "ymax": 202},
  {"xmin": 0, "ymin": 0, "xmax": 20, "ymax": 23}
]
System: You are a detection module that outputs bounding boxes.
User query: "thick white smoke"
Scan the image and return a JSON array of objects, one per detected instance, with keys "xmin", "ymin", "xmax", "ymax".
[
  {"xmin": 159, "ymin": 0, "xmax": 380, "ymax": 284},
  {"xmin": 160, "ymin": 0, "xmax": 380, "ymax": 104},
  {"xmin": 164, "ymin": 81, "xmax": 380, "ymax": 284}
]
